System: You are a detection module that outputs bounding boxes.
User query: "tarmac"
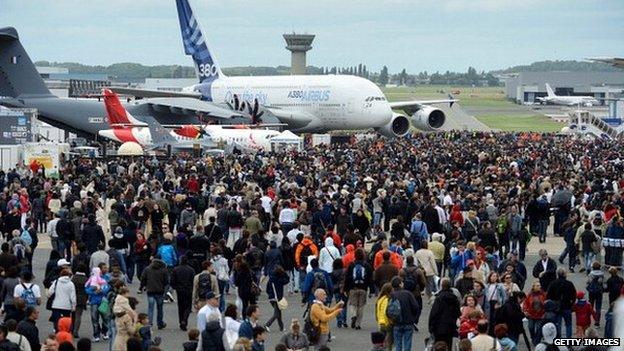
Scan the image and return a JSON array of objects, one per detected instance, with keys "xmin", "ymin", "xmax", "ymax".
[{"xmin": 28, "ymin": 230, "xmax": 603, "ymax": 351}]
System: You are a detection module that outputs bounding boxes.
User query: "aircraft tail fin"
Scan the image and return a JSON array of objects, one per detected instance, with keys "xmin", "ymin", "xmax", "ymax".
[
  {"xmin": 144, "ymin": 116, "xmax": 177, "ymax": 146},
  {"xmin": 0, "ymin": 27, "xmax": 53, "ymax": 98},
  {"xmin": 545, "ymin": 83, "xmax": 556, "ymax": 97},
  {"xmin": 176, "ymin": 0, "xmax": 223, "ymax": 85},
  {"xmin": 103, "ymin": 89, "xmax": 147, "ymax": 127}
]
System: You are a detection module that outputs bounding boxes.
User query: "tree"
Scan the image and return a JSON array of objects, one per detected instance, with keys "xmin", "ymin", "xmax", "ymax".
[{"xmin": 379, "ymin": 66, "xmax": 389, "ymax": 86}]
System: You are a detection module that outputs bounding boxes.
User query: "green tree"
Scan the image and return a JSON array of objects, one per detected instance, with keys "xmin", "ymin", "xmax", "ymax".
[{"xmin": 379, "ymin": 66, "xmax": 389, "ymax": 86}]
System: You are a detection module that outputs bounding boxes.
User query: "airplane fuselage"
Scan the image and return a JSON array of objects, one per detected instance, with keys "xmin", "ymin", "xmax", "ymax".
[
  {"xmin": 189, "ymin": 74, "xmax": 394, "ymax": 132},
  {"xmin": 541, "ymin": 96, "xmax": 599, "ymax": 106}
]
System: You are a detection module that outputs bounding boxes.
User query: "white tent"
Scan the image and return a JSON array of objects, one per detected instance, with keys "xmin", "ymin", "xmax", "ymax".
[
  {"xmin": 117, "ymin": 142, "xmax": 144, "ymax": 156},
  {"xmin": 270, "ymin": 130, "xmax": 303, "ymax": 152}
]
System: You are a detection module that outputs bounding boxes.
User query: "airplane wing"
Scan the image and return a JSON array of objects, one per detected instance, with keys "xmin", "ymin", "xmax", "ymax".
[
  {"xmin": 587, "ymin": 57, "xmax": 624, "ymax": 68},
  {"xmin": 135, "ymin": 98, "xmax": 246, "ymax": 119},
  {"xmin": 110, "ymin": 87, "xmax": 202, "ymax": 99},
  {"xmin": 388, "ymin": 95, "xmax": 458, "ymax": 113}
]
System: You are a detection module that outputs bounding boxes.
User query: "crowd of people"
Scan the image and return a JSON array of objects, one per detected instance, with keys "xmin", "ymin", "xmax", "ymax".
[{"xmin": 0, "ymin": 131, "xmax": 622, "ymax": 351}]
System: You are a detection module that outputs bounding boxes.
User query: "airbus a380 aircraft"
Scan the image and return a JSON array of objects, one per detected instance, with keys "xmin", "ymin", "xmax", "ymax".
[
  {"xmin": 537, "ymin": 83, "xmax": 600, "ymax": 107},
  {"xmin": 116, "ymin": 0, "xmax": 456, "ymax": 137}
]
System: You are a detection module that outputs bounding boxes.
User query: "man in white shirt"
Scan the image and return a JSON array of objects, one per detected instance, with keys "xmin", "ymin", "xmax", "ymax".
[
  {"xmin": 470, "ymin": 320, "xmax": 501, "ymax": 351},
  {"xmin": 278, "ymin": 201, "xmax": 296, "ymax": 233},
  {"xmin": 197, "ymin": 292, "xmax": 222, "ymax": 332}
]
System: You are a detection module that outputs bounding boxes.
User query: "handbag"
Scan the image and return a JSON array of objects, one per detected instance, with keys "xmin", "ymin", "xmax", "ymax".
[
  {"xmin": 98, "ymin": 297, "xmax": 111, "ymax": 318},
  {"xmin": 273, "ymin": 283, "xmax": 288, "ymax": 310},
  {"xmin": 45, "ymin": 279, "xmax": 58, "ymax": 311}
]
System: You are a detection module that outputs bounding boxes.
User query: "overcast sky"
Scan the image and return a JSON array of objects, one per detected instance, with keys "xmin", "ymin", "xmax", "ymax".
[{"xmin": 2, "ymin": 0, "xmax": 623, "ymax": 73}]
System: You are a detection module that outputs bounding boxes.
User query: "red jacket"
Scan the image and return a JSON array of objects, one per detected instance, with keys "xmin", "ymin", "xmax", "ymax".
[
  {"xmin": 523, "ymin": 291, "xmax": 547, "ymax": 320},
  {"xmin": 573, "ymin": 300, "xmax": 596, "ymax": 327},
  {"xmin": 342, "ymin": 244, "xmax": 356, "ymax": 269}
]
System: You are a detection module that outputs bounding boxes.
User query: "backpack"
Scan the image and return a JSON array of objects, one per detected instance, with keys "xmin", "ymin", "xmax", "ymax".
[
  {"xmin": 587, "ymin": 275, "xmax": 603, "ymax": 296},
  {"xmin": 402, "ymin": 268, "xmax": 419, "ymax": 292},
  {"xmin": 312, "ymin": 271, "xmax": 327, "ymax": 291},
  {"xmin": 303, "ymin": 306, "xmax": 321, "ymax": 344},
  {"xmin": 299, "ymin": 244, "xmax": 314, "ymax": 267},
  {"xmin": 250, "ymin": 248, "xmax": 263, "ymax": 270},
  {"xmin": 353, "ymin": 263, "xmax": 366, "ymax": 285},
  {"xmin": 386, "ymin": 296, "xmax": 402, "ymax": 324},
  {"xmin": 20, "ymin": 229, "xmax": 32, "ymax": 247},
  {"xmin": 20, "ymin": 283, "xmax": 37, "ymax": 307},
  {"xmin": 197, "ymin": 272, "xmax": 213, "ymax": 299},
  {"xmin": 496, "ymin": 217, "xmax": 508, "ymax": 235}
]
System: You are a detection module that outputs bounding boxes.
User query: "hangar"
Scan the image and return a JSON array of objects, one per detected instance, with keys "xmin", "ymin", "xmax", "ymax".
[{"xmin": 505, "ymin": 71, "xmax": 624, "ymax": 104}]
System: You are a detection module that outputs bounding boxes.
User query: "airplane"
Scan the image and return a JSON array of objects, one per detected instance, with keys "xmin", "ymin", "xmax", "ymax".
[
  {"xmin": 0, "ymin": 27, "xmax": 248, "ymax": 138},
  {"xmin": 113, "ymin": 0, "xmax": 456, "ymax": 138},
  {"xmin": 98, "ymin": 89, "xmax": 280, "ymax": 151},
  {"xmin": 588, "ymin": 57, "xmax": 624, "ymax": 68},
  {"xmin": 537, "ymin": 83, "xmax": 600, "ymax": 107}
]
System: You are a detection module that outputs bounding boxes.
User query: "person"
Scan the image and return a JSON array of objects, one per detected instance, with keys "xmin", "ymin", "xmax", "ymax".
[
  {"xmin": 547, "ymin": 268, "xmax": 577, "ymax": 338},
  {"xmin": 375, "ymin": 283, "xmax": 393, "ymax": 350},
  {"xmin": 344, "ymin": 249, "xmax": 372, "ymax": 330},
  {"xmin": 469, "ymin": 320, "xmax": 501, "ymax": 351},
  {"xmin": 523, "ymin": 280, "xmax": 546, "ymax": 346},
  {"xmin": 2, "ymin": 266, "xmax": 21, "ymax": 321},
  {"xmin": 16, "ymin": 307, "xmax": 40, "ymax": 351},
  {"xmin": 47, "ymin": 269, "xmax": 76, "ymax": 331},
  {"xmin": 309, "ymin": 288, "xmax": 342, "ymax": 350},
  {"xmin": 573, "ymin": 291, "xmax": 596, "ymax": 337},
  {"xmin": 14, "ymin": 271, "xmax": 41, "ymax": 308},
  {"xmin": 294, "ymin": 235, "xmax": 318, "ymax": 292},
  {"xmin": 197, "ymin": 292, "xmax": 221, "ymax": 334},
  {"xmin": 414, "ymin": 240, "xmax": 438, "ymax": 297},
  {"xmin": 70, "ymin": 264, "xmax": 88, "ymax": 338},
  {"xmin": 330, "ymin": 258, "xmax": 347, "ymax": 328},
  {"xmin": 302, "ymin": 259, "xmax": 333, "ymax": 304},
  {"xmin": 140, "ymin": 258, "xmax": 169, "ymax": 330},
  {"xmin": 5, "ymin": 319, "xmax": 31, "ymax": 351},
  {"xmin": 370, "ymin": 331, "xmax": 386, "ymax": 351},
  {"xmin": 373, "ymin": 252, "xmax": 399, "ymax": 292},
  {"xmin": 586, "ymin": 261, "xmax": 604, "ymax": 327},
  {"xmin": 84, "ymin": 267, "xmax": 110, "ymax": 342},
  {"xmin": 279, "ymin": 319, "xmax": 309, "ymax": 351},
  {"xmin": 389, "ymin": 277, "xmax": 420, "ymax": 351},
  {"xmin": 55, "ymin": 317, "xmax": 73, "ymax": 345},
  {"xmin": 112, "ymin": 299, "xmax": 135, "ymax": 351},
  {"xmin": 534, "ymin": 323, "xmax": 566, "ymax": 351},
  {"xmin": 457, "ymin": 339, "xmax": 472, "ymax": 351},
  {"xmin": 239, "ymin": 304, "xmax": 264, "ymax": 340},
  {"xmin": 223, "ymin": 304, "xmax": 241, "ymax": 350},
  {"xmin": 318, "ymin": 238, "xmax": 340, "ymax": 274},
  {"xmin": 251, "ymin": 326, "xmax": 267, "ymax": 351},
  {"xmin": 265, "ymin": 265, "xmax": 290, "ymax": 332},
  {"xmin": 606, "ymin": 266, "xmax": 623, "ymax": 305},
  {"xmin": 89, "ymin": 244, "xmax": 109, "ymax": 272},
  {"xmin": 495, "ymin": 291, "xmax": 526, "ymax": 344},
  {"xmin": 135, "ymin": 313, "xmax": 160, "ymax": 351},
  {"xmin": 532, "ymin": 249, "xmax": 557, "ymax": 292},
  {"xmin": 81, "ymin": 215, "xmax": 106, "ymax": 255},
  {"xmin": 0, "ymin": 325, "xmax": 20, "ymax": 351},
  {"xmin": 170, "ymin": 255, "xmax": 195, "ymax": 331},
  {"xmin": 199, "ymin": 312, "xmax": 227, "ymax": 351},
  {"xmin": 76, "ymin": 338, "xmax": 91, "ymax": 351},
  {"xmin": 182, "ymin": 329, "xmax": 199, "ymax": 351},
  {"xmin": 192, "ymin": 261, "xmax": 220, "ymax": 310},
  {"xmin": 577, "ymin": 223, "xmax": 598, "ymax": 273},
  {"xmin": 429, "ymin": 278, "xmax": 461, "ymax": 350}
]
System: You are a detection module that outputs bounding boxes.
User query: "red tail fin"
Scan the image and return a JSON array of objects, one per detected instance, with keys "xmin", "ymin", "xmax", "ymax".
[{"xmin": 103, "ymin": 89, "xmax": 129, "ymax": 126}]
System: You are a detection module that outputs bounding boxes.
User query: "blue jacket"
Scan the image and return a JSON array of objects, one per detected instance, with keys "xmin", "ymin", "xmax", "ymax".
[
  {"xmin": 302, "ymin": 268, "xmax": 333, "ymax": 303},
  {"xmin": 157, "ymin": 243, "xmax": 178, "ymax": 267},
  {"xmin": 238, "ymin": 319, "xmax": 254, "ymax": 339},
  {"xmin": 85, "ymin": 284, "xmax": 110, "ymax": 306}
]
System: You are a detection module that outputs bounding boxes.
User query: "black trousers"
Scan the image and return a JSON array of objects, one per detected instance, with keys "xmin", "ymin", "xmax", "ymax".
[
  {"xmin": 265, "ymin": 300, "xmax": 283, "ymax": 331},
  {"xmin": 177, "ymin": 289, "xmax": 193, "ymax": 328}
]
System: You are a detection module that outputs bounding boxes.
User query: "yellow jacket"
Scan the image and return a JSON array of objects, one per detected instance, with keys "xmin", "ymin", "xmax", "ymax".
[
  {"xmin": 429, "ymin": 241, "xmax": 446, "ymax": 262},
  {"xmin": 310, "ymin": 301, "xmax": 341, "ymax": 335},
  {"xmin": 376, "ymin": 295, "xmax": 391, "ymax": 328}
]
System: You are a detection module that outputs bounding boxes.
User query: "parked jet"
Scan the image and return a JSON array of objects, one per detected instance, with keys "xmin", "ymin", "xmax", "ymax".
[
  {"xmin": 537, "ymin": 83, "xmax": 600, "ymax": 107},
  {"xmin": 0, "ymin": 27, "xmax": 246, "ymax": 137},
  {"xmin": 114, "ymin": 0, "xmax": 456, "ymax": 137},
  {"xmin": 99, "ymin": 89, "xmax": 279, "ymax": 151}
]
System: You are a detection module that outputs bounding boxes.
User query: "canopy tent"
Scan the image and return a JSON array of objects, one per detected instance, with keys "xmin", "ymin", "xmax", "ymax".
[
  {"xmin": 270, "ymin": 130, "xmax": 303, "ymax": 152},
  {"xmin": 117, "ymin": 141, "xmax": 144, "ymax": 156}
]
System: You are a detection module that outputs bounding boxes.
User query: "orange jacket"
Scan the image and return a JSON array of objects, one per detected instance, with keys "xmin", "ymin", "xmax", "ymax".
[
  {"xmin": 342, "ymin": 244, "xmax": 356, "ymax": 268},
  {"xmin": 373, "ymin": 249, "xmax": 403, "ymax": 270},
  {"xmin": 294, "ymin": 238, "xmax": 318, "ymax": 268},
  {"xmin": 56, "ymin": 316, "xmax": 73, "ymax": 345}
]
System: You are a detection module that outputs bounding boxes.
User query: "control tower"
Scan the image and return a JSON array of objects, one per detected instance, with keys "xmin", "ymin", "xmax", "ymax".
[{"xmin": 283, "ymin": 33, "xmax": 315, "ymax": 75}]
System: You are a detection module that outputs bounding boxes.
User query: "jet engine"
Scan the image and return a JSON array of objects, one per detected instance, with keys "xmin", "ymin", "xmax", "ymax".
[
  {"xmin": 412, "ymin": 106, "xmax": 446, "ymax": 131},
  {"xmin": 376, "ymin": 113, "xmax": 410, "ymax": 138}
]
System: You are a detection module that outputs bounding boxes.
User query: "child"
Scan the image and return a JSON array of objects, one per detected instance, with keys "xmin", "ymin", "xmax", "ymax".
[
  {"xmin": 135, "ymin": 313, "xmax": 161, "ymax": 351},
  {"xmin": 251, "ymin": 326, "xmax": 266, "ymax": 351},
  {"xmin": 182, "ymin": 328, "xmax": 199, "ymax": 351},
  {"xmin": 573, "ymin": 291, "xmax": 596, "ymax": 337},
  {"xmin": 56, "ymin": 316, "xmax": 73, "ymax": 345},
  {"xmin": 370, "ymin": 331, "xmax": 385, "ymax": 351}
]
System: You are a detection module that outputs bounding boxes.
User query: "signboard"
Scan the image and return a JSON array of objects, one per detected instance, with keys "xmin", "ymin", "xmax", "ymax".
[
  {"xmin": 0, "ymin": 108, "xmax": 32, "ymax": 145},
  {"xmin": 23, "ymin": 143, "xmax": 63, "ymax": 178}
]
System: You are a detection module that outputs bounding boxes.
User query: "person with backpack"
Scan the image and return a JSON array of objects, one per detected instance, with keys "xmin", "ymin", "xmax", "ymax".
[
  {"xmin": 171, "ymin": 255, "xmax": 196, "ymax": 331},
  {"xmin": 192, "ymin": 261, "xmax": 219, "ymax": 311},
  {"xmin": 13, "ymin": 271, "xmax": 41, "ymax": 308},
  {"xmin": 302, "ymin": 258, "xmax": 333, "ymax": 305},
  {"xmin": 409, "ymin": 213, "xmax": 428, "ymax": 251},
  {"xmin": 586, "ymin": 261, "xmax": 604, "ymax": 327},
  {"xmin": 399, "ymin": 256, "xmax": 426, "ymax": 306},
  {"xmin": 388, "ymin": 276, "xmax": 420, "ymax": 351},
  {"xmin": 309, "ymin": 288, "xmax": 343, "ymax": 350},
  {"xmin": 429, "ymin": 278, "xmax": 461, "ymax": 350},
  {"xmin": 373, "ymin": 252, "xmax": 399, "ymax": 292},
  {"xmin": 344, "ymin": 248, "xmax": 372, "ymax": 330},
  {"xmin": 294, "ymin": 234, "xmax": 318, "ymax": 293}
]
